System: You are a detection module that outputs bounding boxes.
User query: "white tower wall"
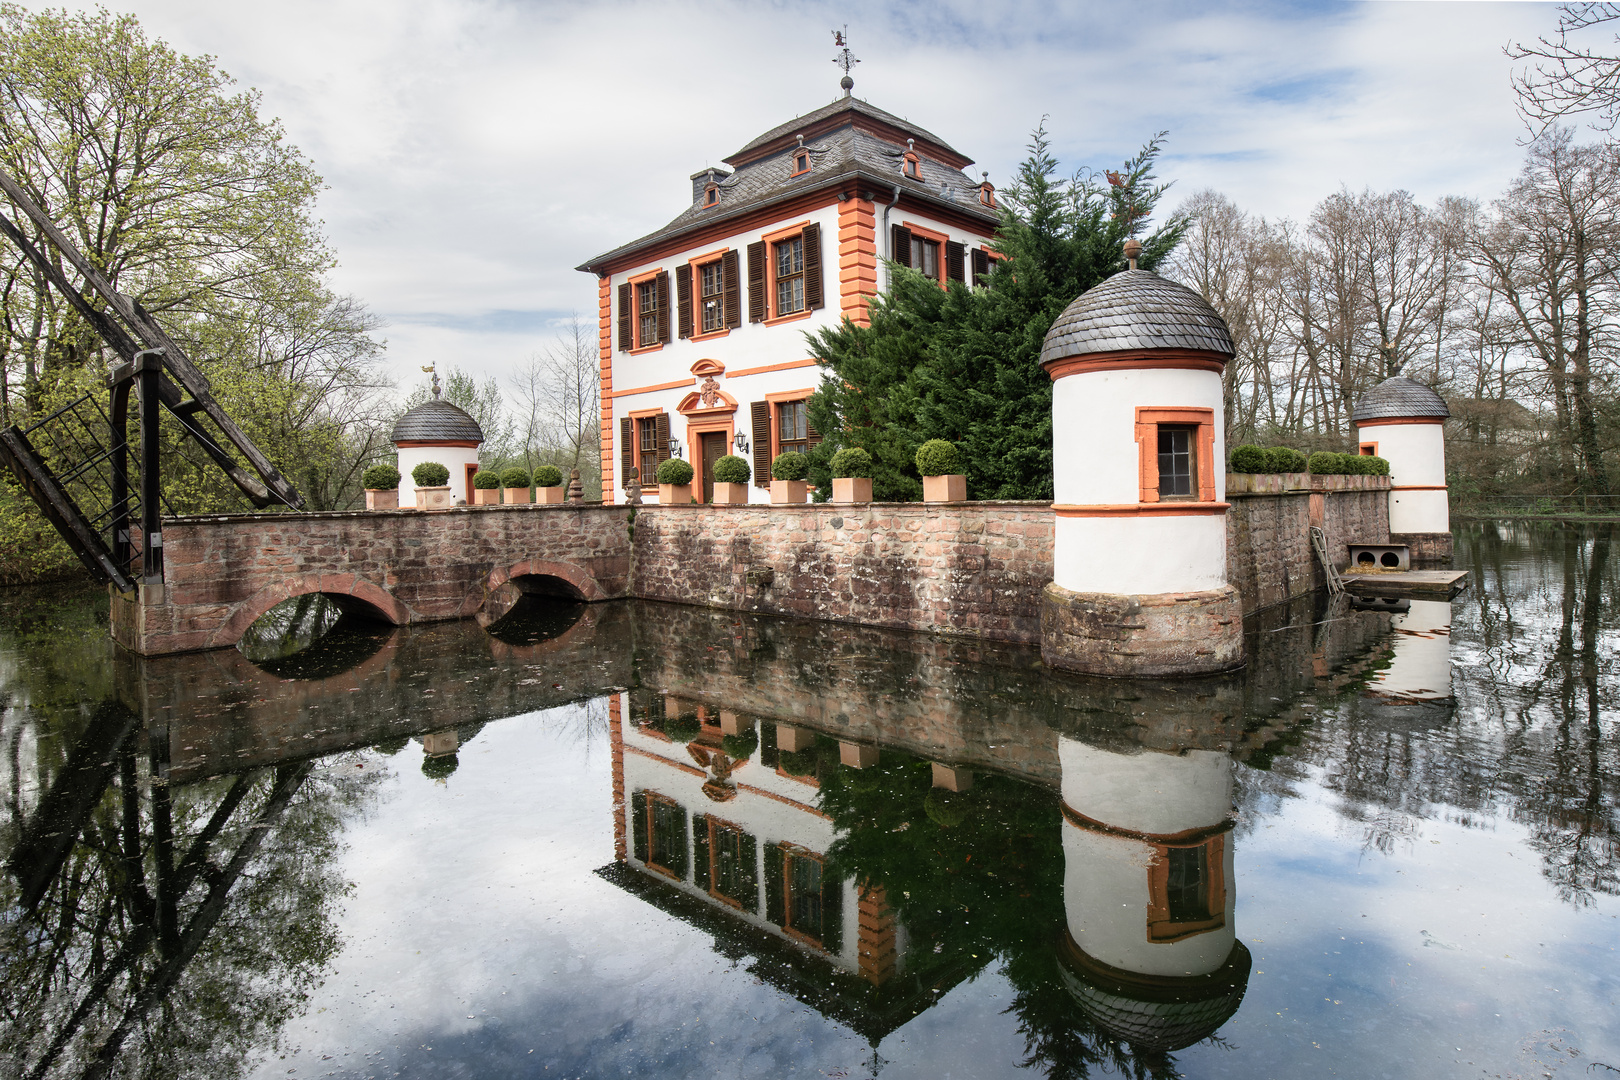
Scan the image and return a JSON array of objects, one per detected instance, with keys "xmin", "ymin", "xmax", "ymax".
[
  {"xmin": 1359, "ymin": 420, "xmax": 1448, "ymax": 534},
  {"xmin": 395, "ymin": 444, "xmax": 482, "ymax": 505}
]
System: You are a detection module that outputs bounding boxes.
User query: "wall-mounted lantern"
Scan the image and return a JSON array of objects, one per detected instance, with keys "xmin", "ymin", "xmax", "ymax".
[{"xmin": 733, "ymin": 431, "xmax": 750, "ymax": 455}]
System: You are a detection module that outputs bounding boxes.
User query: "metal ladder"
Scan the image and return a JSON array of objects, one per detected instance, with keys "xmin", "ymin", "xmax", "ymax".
[{"xmin": 1311, "ymin": 525, "xmax": 1344, "ymax": 596}]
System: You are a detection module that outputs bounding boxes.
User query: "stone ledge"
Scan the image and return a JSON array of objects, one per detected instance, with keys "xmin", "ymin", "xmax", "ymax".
[{"xmin": 1040, "ymin": 581, "xmax": 1245, "ymax": 677}]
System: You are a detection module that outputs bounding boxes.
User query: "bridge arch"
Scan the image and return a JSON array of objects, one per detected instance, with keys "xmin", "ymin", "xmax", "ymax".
[
  {"xmin": 213, "ymin": 572, "xmax": 408, "ymax": 649},
  {"xmin": 484, "ymin": 559, "xmax": 609, "ymax": 603}
]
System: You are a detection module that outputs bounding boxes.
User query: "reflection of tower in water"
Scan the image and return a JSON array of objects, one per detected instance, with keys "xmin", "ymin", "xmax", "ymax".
[
  {"xmin": 1057, "ymin": 734, "xmax": 1250, "ymax": 1053},
  {"xmin": 1366, "ymin": 599, "xmax": 1453, "ymax": 704}
]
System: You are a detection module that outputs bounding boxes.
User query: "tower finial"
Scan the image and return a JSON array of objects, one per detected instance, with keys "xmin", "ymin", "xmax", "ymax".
[
  {"xmin": 421, "ymin": 363, "xmax": 440, "ymax": 399},
  {"xmin": 1123, "ymin": 238, "xmax": 1142, "ymax": 271},
  {"xmin": 832, "ymin": 26, "xmax": 859, "ymax": 97}
]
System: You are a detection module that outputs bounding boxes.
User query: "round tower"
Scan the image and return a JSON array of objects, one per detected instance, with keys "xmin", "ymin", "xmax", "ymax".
[
  {"xmin": 1056, "ymin": 735, "xmax": 1250, "ymax": 1053},
  {"xmin": 1038, "ymin": 247, "xmax": 1243, "ymax": 676},
  {"xmin": 390, "ymin": 383, "xmax": 484, "ymax": 506},
  {"xmin": 1352, "ymin": 376, "xmax": 1450, "ymax": 563}
]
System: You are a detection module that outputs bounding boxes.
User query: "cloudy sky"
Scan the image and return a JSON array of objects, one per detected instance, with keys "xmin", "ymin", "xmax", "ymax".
[{"xmin": 21, "ymin": 0, "xmax": 1577, "ymax": 396}]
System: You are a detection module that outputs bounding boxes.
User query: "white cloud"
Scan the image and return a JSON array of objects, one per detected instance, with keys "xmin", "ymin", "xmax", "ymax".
[{"xmin": 20, "ymin": 0, "xmax": 1558, "ymax": 395}]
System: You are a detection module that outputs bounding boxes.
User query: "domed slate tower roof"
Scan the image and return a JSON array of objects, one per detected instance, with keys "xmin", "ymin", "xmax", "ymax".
[
  {"xmin": 1040, "ymin": 269, "xmax": 1234, "ymax": 368},
  {"xmin": 1058, "ymin": 938, "xmax": 1251, "ymax": 1053},
  {"xmin": 1351, "ymin": 376, "xmax": 1449, "ymax": 423},
  {"xmin": 391, "ymin": 399, "xmax": 484, "ymax": 444}
]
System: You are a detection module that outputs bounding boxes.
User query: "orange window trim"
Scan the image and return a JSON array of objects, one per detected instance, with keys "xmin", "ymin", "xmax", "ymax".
[
  {"xmin": 1146, "ymin": 834, "xmax": 1227, "ymax": 944},
  {"xmin": 1359, "ymin": 441, "xmax": 1379, "ymax": 456},
  {"xmin": 1135, "ymin": 406, "xmax": 1216, "ymax": 503},
  {"xmin": 763, "ymin": 219, "xmax": 814, "ymax": 320},
  {"xmin": 626, "ymin": 267, "xmax": 665, "ymax": 351},
  {"xmin": 627, "ymin": 406, "xmax": 666, "ymax": 419}
]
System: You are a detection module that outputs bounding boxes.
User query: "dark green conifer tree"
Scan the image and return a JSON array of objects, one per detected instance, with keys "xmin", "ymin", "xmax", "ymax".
[{"xmin": 805, "ymin": 127, "xmax": 1187, "ymax": 500}]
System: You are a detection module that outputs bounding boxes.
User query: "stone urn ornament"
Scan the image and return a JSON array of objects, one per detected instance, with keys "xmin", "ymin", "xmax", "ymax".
[{"xmin": 567, "ymin": 468, "xmax": 585, "ymax": 502}]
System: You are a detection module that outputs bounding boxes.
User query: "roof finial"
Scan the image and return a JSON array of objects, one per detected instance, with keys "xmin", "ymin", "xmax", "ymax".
[
  {"xmin": 1123, "ymin": 238, "xmax": 1142, "ymax": 271},
  {"xmin": 832, "ymin": 26, "xmax": 859, "ymax": 97},
  {"xmin": 421, "ymin": 363, "xmax": 440, "ymax": 399}
]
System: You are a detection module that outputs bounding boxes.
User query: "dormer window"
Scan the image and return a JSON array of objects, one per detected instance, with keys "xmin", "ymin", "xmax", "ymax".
[
  {"xmin": 703, "ymin": 183, "xmax": 719, "ymax": 208},
  {"xmin": 979, "ymin": 181, "xmax": 996, "ymax": 208},
  {"xmin": 903, "ymin": 153, "xmax": 920, "ymax": 179},
  {"xmin": 791, "ymin": 149, "xmax": 810, "ymax": 176}
]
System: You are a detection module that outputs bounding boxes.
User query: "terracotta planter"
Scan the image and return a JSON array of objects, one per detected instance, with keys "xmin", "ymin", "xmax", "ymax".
[
  {"xmin": 922, "ymin": 474, "xmax": 967, "ymax": 502},
  {"xmin": 414, "ymin": 485, "xmax": 452, "ymax": 511},
  {"xmin": 535, "ymin": 485, "xmax": 564, "ymax": 504},
  {"xmin": 364, "ymin": 488, "xmax": 398, "ymax": 511},
  {"xmin": 713, "ymin": 481, "xmax": 750, "ymax": 504},
  {"xmin": 473, "ymin": 487, "xmax": 501, "ymax": 505},
  {"xmin": 832, "ymin": 477, "xmax": 872, "ymax": 503},
  {"xmin": 770, "ymin": 479, "xmax": 808, "ymax": 504},
  {"xmin": 659, "ymin": 483, "xmax": 693, "ymax": 504},
  {"xmin": 503, "ymin": 487, "xmax": 531, "ymax": 504}
]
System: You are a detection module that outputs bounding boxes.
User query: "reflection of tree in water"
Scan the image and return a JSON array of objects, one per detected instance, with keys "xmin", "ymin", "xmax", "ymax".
[
  {"xmin": 237, "ymin": 593, "xmax": 393, "ymax": 680},
  {"xmin": 0, "ymin": 703, "xmax": 381, "ymax": 1079},
  {"xmin": 816, "ymin": 746, "xmax": 1183, "ymax": 1080},
  {"xmin": 1253, "ymin": 523, "xmax": 1619, "ymax": 908}
]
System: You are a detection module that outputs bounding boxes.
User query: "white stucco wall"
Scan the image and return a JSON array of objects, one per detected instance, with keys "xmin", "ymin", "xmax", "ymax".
[
  {"xmin": 1367, "ymin": 599, "xmax": 1453, "ymax": 702},
  {"xmin": 1051, "ymin": 368, "xmax": 1226, "ymax": 507},
  {"xmin": 1360, "ymin": 420, "xmax": 1448, "ymax": 533},
  {"xmin": 603, "ymin": 201, "xmax": 994, "ymax": 504},
  {"xmin": 1054, "ymin": 513, "xmax": 1228, "ymax": 595},
  {"xmin": 393, "ymin": 443, "xmax": 482, "ymax": 505}
]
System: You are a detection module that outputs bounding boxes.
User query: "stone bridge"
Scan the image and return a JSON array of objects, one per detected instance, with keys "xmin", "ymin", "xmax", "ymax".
[{"xmin": 110, "ymin": 477, "xmax": 1393, "ymax": 657}]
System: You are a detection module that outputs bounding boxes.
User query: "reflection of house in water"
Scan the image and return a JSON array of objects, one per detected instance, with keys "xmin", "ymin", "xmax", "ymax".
[
  {"xmin": 1365, "ymin": 599, "xmax": 1453, "ymax": 705},
  {"xmin": 602, "ymin": 690, "xmax": 976, "ymax": 1040},
  {"xmin": 1057, "ymin": 734, "xmax": 1251, "ymax": 1053}
]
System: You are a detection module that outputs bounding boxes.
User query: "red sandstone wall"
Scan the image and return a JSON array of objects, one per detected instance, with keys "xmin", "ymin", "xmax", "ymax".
[{"xmin": 629, "ymin": 502, "xmax": 1055, "ymax": 644}]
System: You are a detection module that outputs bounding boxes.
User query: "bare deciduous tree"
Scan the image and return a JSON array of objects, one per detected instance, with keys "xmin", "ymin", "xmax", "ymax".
[{"xmin": 1509, "ymin": 3, "xmax": 1620, "ymax": 134}]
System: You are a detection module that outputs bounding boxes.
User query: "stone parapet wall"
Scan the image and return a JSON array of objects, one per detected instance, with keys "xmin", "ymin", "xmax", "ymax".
[
  {"xmin": 1225, "ymin": 480, "xmax": 1390, "ymax": 610},
  {"xmin": 629, "ymin": 501, "xmax": 1055, "ymax": 644}
]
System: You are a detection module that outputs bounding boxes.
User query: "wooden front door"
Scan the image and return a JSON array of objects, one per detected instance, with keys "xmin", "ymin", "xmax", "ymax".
[{"xmin": 700, "ymin": 432, "xmax": 726, "ymax": 503}]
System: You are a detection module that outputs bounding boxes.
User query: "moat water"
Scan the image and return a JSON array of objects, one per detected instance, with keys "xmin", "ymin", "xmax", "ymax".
[{"xmin": 0, "ymin": 522, "xmax": 1615, "ymax": 1080}]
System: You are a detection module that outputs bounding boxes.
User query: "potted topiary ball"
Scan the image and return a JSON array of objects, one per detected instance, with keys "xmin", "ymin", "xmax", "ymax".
[
  {"xmin": 829, "ymin": 446, "xmax": 873, "ymax": 504},
  {"xmin": 709, "ymin": 454, "xmax": 750, "ymax": 504},
  {"xmin": 655, "ymin": 457, "xmax": 694, "ymax": 504},
  {"xmin": 411, "ymin": 461, "xmax": 452, "ymax": 510},
  {"xmin": 916, "ymin": 439, "xmax": 965, "ymax": 502},
  {"xmin": 500, "ymin": 466, "xmax": 532, "ymax": 505},
  {"xmin": 471, "ymin": 469, "xmax": 502, "ymax": 505},
  {"xmin": 362, "ymin": 463, "xmax": 401, "ymax": 511},
  {"xmin": 532, "ymin": 464, "xmax": 564, "ymax": 503},
  {"xmin": 770, "ymin": 451, "xmax": 809, "ymax": 503}
]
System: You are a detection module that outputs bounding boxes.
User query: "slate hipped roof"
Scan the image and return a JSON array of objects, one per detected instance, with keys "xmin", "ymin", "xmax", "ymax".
[
  {"xmin": 1039, "ymin": 269, "xmax": 1235, "ymax": 367},
  {"xmin": 391, "ymin": 399, "xmax": 484, "ymax": 444},
  {"xmin": 576, "ymin": 95, "xmax": 997, "ymax": 275},
  {"xmin": 1351, "ymin": 376, "xmax": 1450, "ymax": 422}
]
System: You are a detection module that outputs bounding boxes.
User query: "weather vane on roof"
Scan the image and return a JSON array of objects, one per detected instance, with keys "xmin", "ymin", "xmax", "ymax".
[
  {"xmin": 832, "ymin": 26, "xmax": 859, "ymax": 97},
  {"xmin": 421, "ymin": 363, "xmax": 440, "ymax": 398}
]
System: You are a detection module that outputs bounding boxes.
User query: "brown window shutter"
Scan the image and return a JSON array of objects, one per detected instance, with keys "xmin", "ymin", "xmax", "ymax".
[
  {"xmin": 971, "ymin": 248, "xmax": 990, "ymax": 285},
  {"xmin": 722, "ymin": 249, "xmax": 741, "ymax": 328},
  {"xmin": 620, "ymin": 417, "xmax": 634, "ymax": 482},
  {"xmin": 806, "ymin": 411, "xmax": 821, "ymax": 448},
  {"xmin": 654, "ymin": 412, "xmax": 671, "ymax": 465},
  {"xmin": 751, "ymin": 401, "xmax": 771, "ymax": 487},
  {"xmin": 802, "ymin": 222, "xmax": 823, "ymax": 310},
  {"xmin": 676, "ymin": 263, "xmax": 692, "ymax": 339},
  {"xmin": 946, "ymin": 241, "xmax": 965, "ymax": 283},
  {"xmin": 656, "ymin": 271, "xmax": 671, "ymax": 343},
  {"xmin": 617, "ymin": 282, "xmax": 632, "ymax": 351},
  {"xmin": 747, "ymin": 241, "xmax": 766, "ymax": 322},
  {"xmin": 891, "ymin": 225, "xmax": 912, "ymax": 267}
]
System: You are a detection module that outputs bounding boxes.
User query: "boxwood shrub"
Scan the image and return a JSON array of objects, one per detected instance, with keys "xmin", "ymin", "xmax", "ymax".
[
  {"xmin": 771, "ymin": 451, "xmax": 809, "ymax": 481},
  {"xmin": 712, "ymin": 454, "xmax": 750, "ymax": 484},
  {"xmin": 472, "ymin": 470, "xmax": 501, "ymax": 489},
  {"xmin": 721, "ymin": 732, "xmax": 759, "ymax": 759},
  {"xmin": 656, "ymin": 458, "xmax": 694, "ymax": 485},
  {"xmin": 1228, "ymin": 445, "xmax": 1269, "ymax": 473},
  {"xmin": 1266, "ymin": 446, "xmax": 1308, "ymax": 473},
  {"xmin": 533, "ymin": 465, "xmax": 563, "ymax": 488},
  {"xmin": 362, "ymin": 464, "xmax": 400, "ymax": 490},
  {"xmin": 830, "ymin": 446, "xmax": 873, "ymax": 479},
  {"xmin": 914, "ymin": 439, "xmax": 960, "ymax": 477},
  {"xmin": 1308, "ymin": 451, "xmax": 1388, "ymax": 475},
  {"xmin": 1360, "ymin": 454, "xmax": 1391, "ymax": 475},
  {"xmin": 411, "ymin": 461, "xmax": 449, "ymax": 487},
  {"xmin": 499, "ymin": 466, "xmax": 531, "ymax": 488}
]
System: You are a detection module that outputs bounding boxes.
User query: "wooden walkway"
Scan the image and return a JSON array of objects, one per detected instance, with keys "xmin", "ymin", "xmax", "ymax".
[{"xmin": 1341, "ymin": 569, "xmax": 1469, "ymax": 599}]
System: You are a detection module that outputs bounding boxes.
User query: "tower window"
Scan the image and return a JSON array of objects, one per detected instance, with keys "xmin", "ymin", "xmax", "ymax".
[{"xmin": 1157, "ymin": 426, "xmax": 1196, "ymax": 499}]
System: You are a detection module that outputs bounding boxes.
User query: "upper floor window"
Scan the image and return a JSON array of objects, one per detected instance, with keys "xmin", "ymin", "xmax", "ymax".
[
  {"xmin": 617, "ymin": 271, "xmax": 669, "ymax": 352},
  {"xmin": 775, "ymin": 236, "xmax": 805, "ymax": 316},
  {"xmin": 792, "ymin": 149, "xmax": 810, "ymax": 175},
  {"xmin": 637, "ymin": 280, "xmax": 659, "ymax": 346},
  {"xmin": 699, "ymin": 260, "xmax": 725, "ymax": 333},
  {"xmin": 778, "ymin": 399, "xmax": 811, "ymax": 456},
  {"xmin": 910, "ymin": 235, "xmax": 939, "ymax": 279}
]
